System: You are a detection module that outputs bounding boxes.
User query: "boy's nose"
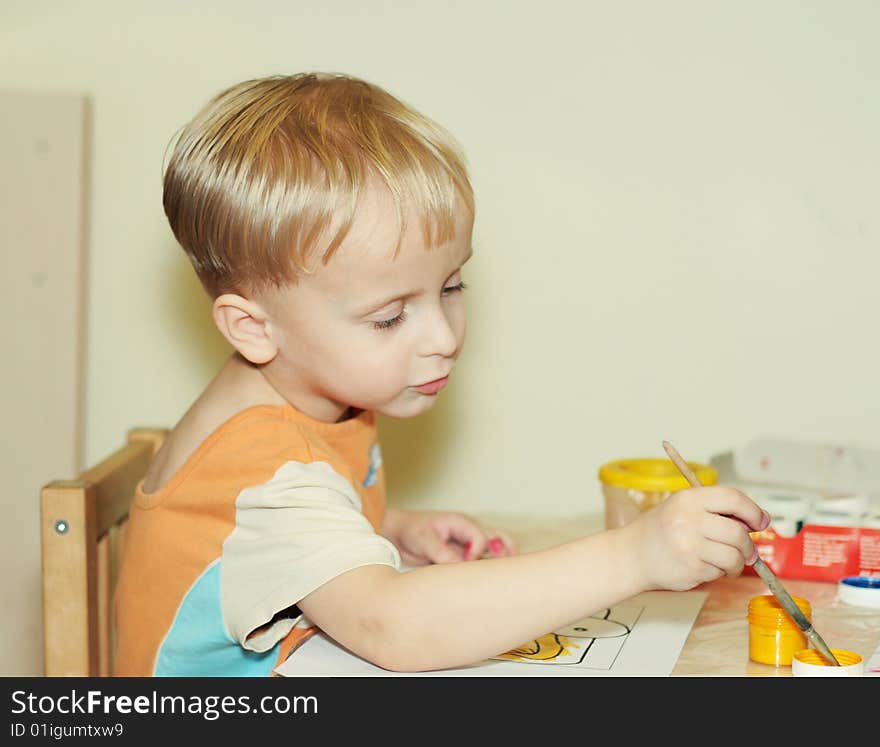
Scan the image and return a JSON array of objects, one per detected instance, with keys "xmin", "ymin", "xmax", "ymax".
[{"xmin": 420, "ymin": 306, "xmax": 460, "ymax": 358}]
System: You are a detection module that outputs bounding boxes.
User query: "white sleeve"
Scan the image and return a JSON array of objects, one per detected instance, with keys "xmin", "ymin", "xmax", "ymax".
[{"xmin": 220, "ymin": 460, "xmax": 401, "ymax": 652}]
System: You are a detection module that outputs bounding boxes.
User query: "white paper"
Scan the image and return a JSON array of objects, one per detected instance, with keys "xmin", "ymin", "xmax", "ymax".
[{"xmin": 275, "ymin": 590, "xmax": 707, "ymax": 677}]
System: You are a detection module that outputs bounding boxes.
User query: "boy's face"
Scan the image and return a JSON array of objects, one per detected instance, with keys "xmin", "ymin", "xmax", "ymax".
[{"xmin": 260, "ymin": 184, "xmax": 473, "ymax": 423}]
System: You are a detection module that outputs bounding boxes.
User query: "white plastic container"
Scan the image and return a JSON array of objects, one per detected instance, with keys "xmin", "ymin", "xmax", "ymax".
[
  {"xmin": 862, "ymin": 496, "xmax": 880, "ymax": 529},
  {"xmin": 837, "ymin": 576, "xmax": 880, "ymax": 609},
  {"xmin": 806, "ymin": 492, "xmax": 868, "ymax": 527},
  {"xmin": 751, "ymin": 490, "xmax": 810, "ymax": 537}
]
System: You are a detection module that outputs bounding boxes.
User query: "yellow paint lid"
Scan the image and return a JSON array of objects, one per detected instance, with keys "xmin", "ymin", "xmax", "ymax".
[
  {"xmin": 598, "ymin": 458, "xmax": 717, "ymax": 492},
  {"xmin": 792, "ymin": 648, "xmax": 863, "ymax": 677}
]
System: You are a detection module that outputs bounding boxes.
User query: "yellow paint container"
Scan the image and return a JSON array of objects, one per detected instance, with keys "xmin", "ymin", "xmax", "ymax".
[
  {"xmin": 598, "ymin": 458, "xmax": 717, "ymax": 529},
  {"xmin": 747, "ymin": 594, "xmax": 811, "ymax": 666}
]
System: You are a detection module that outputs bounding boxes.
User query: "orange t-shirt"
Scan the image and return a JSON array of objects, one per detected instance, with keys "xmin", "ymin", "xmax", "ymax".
[{"xmin": 113, "ymin": 405, "xmax": 400, "ymax": 676}]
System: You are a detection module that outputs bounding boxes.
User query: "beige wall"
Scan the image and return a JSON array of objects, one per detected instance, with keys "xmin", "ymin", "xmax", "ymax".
[
  {"xmin": 0, "ymin": 93, "xmax": 87, "ymax": 676},
  {"xmin": 2, "ymin": 2, "xmax": 879, "ymax": 671}
]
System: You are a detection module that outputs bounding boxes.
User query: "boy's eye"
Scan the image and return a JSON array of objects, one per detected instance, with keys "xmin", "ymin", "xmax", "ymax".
[
  {"xmin": 372, "ymin": 310, "xmax": 406, "ymax": 331},
  {"xmin": 443, "ymin": 280, "xmax": 468, "ymax": 295},
  {"xmin": 371, "ymin": 283, "xmax": 466, "ymax": 332}
]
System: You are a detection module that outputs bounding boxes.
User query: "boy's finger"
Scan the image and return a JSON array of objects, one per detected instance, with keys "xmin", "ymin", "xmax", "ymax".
[
  {"xmin": 701, "ymin": 488, "xmax": 768, "ymax": 532},
  {"xmin": 463, "ymin": 536, "xmax": 487, "ymax": 561},
  {"xmin": 487, "ymin": 537, "xmax": 505, "ymax": 556},
  {"xmin": 703, "ymin": 514, "xmax": 757, "ymax": 565},
  {"xmin": 488, "ymin": 531, "xmax": 517, "ymax": 556},
  {"xmin": 429, "ymin": 540, "xmax": 466, "ymax": 564}
]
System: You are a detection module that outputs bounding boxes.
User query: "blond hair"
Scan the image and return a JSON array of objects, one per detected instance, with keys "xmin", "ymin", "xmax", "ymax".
[{"xmin": 162, "ymin": 73, "xmax": 474, "ymax": 297}]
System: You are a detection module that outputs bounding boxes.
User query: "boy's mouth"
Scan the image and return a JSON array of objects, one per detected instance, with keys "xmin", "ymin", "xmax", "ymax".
[{"xmin": 414, "ymin": 376, "xmax": 449, "ymax": 395}]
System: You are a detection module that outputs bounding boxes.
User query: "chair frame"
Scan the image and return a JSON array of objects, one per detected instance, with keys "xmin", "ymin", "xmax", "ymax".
[{"xmin": 40, "ymin": 427, "xmax": 167, "ymax": 676}]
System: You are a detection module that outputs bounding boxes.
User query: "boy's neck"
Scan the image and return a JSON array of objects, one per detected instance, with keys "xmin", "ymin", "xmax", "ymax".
[
  {"xmin": 336, "ymin": 406, "xmax": 363, "ymax": 423},
  {"xmin": 219, "ymin": 354, "xmax": 362, "ymax": 424}
]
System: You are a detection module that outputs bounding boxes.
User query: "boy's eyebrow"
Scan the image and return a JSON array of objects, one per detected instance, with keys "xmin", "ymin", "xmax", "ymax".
[{"xmin": 355, "ymin": 246, "xmax": 473, "ymax": 316}]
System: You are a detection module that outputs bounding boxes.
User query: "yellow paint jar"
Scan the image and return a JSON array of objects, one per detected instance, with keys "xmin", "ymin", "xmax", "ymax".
[
  {"xmin": 747, "ymin": 594, "xmax": 811, "ymax": 666},
  {"xmin": 598, "ymin": 458, "xmax": 717, "ymax": 529}
]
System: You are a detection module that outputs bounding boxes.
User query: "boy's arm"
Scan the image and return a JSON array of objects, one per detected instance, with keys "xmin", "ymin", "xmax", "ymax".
[
  {"xmin": 298, "ymin": 527, "xmax": 642, "ymax": 673},
  {"xmin": 298, "ymin": 486, "xmax": 768, "ymax": 672}
]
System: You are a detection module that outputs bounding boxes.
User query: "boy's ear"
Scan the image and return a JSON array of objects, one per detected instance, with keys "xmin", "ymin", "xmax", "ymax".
[{"xmin": 212, "ymin": 294, "xmax": 278, "ymax": 365}]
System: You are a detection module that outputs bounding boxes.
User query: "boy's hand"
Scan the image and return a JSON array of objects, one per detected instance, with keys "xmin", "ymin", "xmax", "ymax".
[
  {"xmin": 381, "ymin": 508, "xmax": 517, "ymax": 566},
  {"xmin": 627, "ymin": 486, "xmax": 771, "ymax": 591}
]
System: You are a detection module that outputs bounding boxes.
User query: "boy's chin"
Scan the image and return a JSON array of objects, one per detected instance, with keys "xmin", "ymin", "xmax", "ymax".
[{"xmin": 377, "ymin": 392, "xmax": 441, "ymax": 419}]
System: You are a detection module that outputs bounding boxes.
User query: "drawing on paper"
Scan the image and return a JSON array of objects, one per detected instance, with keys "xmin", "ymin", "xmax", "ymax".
[{"xmin": 493, "ymin": 603, "xmax": 643, "ymax": 669}]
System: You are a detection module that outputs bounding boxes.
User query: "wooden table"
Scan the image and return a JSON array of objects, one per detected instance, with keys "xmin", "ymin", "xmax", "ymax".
[{"xmin": 477, "ymin": 512, "xmax": 880, "ymax": 676}]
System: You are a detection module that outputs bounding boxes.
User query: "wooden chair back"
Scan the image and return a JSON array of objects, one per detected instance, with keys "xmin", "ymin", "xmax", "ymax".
[{"xmin": 40, "ymin": 427, "xmax": 167, "ymax": 676}]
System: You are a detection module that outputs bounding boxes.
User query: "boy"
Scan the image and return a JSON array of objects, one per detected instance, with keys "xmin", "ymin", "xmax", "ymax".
[{"xmin": 114, "ymin": 73, "xmax": 770, "ymax": 675}]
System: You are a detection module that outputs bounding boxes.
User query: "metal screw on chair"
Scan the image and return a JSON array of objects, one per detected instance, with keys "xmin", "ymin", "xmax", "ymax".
[{"xmin": 54, "ymin": 519, "xmax": 69, "ymax": 535}]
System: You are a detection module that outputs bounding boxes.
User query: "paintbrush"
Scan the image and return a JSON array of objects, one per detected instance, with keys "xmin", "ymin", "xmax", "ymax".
[{"xmin": 661, "ymin": 440, "xmax": 841, "ymax": 667}]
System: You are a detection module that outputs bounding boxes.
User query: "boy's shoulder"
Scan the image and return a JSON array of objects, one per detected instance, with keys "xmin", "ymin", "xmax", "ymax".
[
  {"xmin": 142, "ymin": 404, "xmax": 305, "ymax": 494},
  {"xmin": 145, "ymin": 401, "xmax": 375, "ymax": 496}
]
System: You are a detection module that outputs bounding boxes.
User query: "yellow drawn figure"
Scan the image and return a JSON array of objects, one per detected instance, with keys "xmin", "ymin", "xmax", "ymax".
[
  {"xmin": 497, "ymin": 613, "xmax": 630, "ymax": 663},
  {"xmin": 497, "ymin": 633, "xmax": 575, "ymax": 661}
]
